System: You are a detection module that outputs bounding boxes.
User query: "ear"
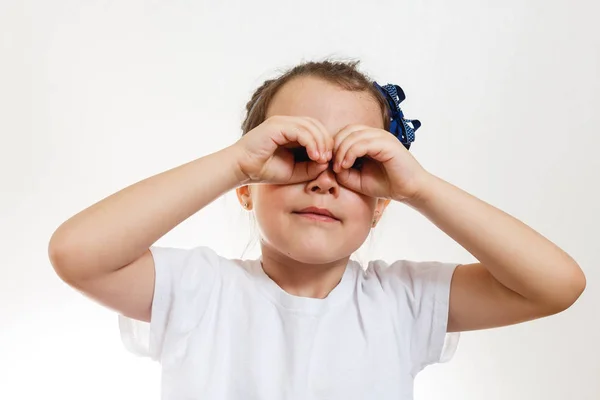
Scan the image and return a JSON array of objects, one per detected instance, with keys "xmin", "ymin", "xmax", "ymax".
[
  {"xmin": 236, "ymin": 185, "xmax": 252, "ymax": 210},
  {"xmin": 375, "ymin": 198, "xmax": 391, "ymax": 214},
  {"xmin": 373, "ymin": 198, "xmax": 391, "ymax": 226}
]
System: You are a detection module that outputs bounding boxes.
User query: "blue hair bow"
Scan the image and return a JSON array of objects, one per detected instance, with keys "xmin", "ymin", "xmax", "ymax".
[{"xmin": 373, "ymin": 81, "xmax": 421, "ymax": 150}]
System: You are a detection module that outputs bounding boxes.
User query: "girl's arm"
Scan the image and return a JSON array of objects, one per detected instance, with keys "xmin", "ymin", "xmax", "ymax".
[
  {"xmin": 48, "ymin": 145, "xmax": 246, "ymax": 322},
  {"xmin": 405, "ymin": 173, "xmax": 586, "ymax": 332}
]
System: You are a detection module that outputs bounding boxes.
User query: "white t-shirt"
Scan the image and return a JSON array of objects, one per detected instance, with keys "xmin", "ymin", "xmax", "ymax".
[{"xmin": 119, "ymin": 246, "xmax": 460, "ymax": 400}]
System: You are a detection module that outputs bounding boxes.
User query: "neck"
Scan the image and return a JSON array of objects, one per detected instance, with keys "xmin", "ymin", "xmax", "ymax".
[{"xmin": 259, "ymin": 243, "xmax": 350, "ymax": 299}]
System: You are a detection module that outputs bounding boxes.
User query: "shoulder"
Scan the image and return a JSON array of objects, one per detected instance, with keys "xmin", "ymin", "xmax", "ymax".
[
  {"xmin": 149, "ymin": 245, "xmax": 257, "ymax": 285},
  {"xmin": 360, "ymin": 258, "xmax": 459, "ymax": 300},
  {"xmin": 150, "ymin": 245, "xmax": 222, "ymax": 266},
  {"xmin": 363, "ymin": 258, "xmax": 458, "ymax": 283}
]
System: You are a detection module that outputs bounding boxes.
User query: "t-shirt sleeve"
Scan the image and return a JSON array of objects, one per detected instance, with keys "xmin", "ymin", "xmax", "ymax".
[
  {"xmin": 373, "ymin": 259, "xmax": 460, "ymax": 376},
  {"xmin": 118, "ymin": 245, "xmax": 221, "ymax": 362}
]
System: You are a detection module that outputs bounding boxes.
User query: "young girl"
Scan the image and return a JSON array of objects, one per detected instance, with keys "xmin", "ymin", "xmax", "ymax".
[{"xmin": 48, "ymin": 60, "xmax": 586, "ymax": 399}]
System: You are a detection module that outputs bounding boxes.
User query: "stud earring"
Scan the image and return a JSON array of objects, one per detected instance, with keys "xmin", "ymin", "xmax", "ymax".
[{"xmin": 372, "ymin": 211, "xmax": 379, "ymax": 227}]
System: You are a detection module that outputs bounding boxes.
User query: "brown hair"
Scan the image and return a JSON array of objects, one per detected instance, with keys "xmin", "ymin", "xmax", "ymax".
[{"xmin": 240, "ymin": 59, "xmax": 391, "ymax": 136}]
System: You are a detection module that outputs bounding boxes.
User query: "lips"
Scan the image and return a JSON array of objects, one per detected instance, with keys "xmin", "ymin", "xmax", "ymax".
[{"xmin": 294, "ymin": 206, "xmax": 339, "ymax": 221}]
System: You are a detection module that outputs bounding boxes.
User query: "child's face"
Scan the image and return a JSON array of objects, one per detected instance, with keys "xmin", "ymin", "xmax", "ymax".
[{"xmin": 246, "ymin": 76, "xmax": 389, "ymax": 264}]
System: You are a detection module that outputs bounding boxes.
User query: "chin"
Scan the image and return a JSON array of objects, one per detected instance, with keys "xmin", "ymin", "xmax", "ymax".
[
  {"xmin": 283, "ymin": 241, "xmax": 354, "ymax": 265},
  {"xmin": 260, "ymin": 226, "xmax": 368, "ymax": 264},
  {"xmin": 294, "ymin": 252, "xmax": 338, "ymax": 264}
]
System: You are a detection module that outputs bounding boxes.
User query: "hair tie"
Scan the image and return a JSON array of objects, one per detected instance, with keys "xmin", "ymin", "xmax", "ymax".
[{"xmin": 373, "ymin": 82, "xmax": 421, "ymax": 150}]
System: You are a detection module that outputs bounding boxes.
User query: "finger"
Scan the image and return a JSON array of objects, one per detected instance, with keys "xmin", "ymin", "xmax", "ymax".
[
  {"xmin": 305, "ymin": 117, "xmax": 334, "ymax": 162},
  {"xmin": 279, "ymin": 119, "xmax": 320, "ymax": 161},
  {"xmin": 333, "ymin": 124, "xmax": 357, "ymax": 155},
  {"xmin": 337, "ymin": 134, "xmax": 370, "ymax": 171},
  {"xmin": 291, "ymin": 117, "xmax": 325, "ymax": 162},
  {"xmin": 332, "ymin": 126, "xmax": 359, "ymax": 172},
  {"xmin": 301, "ymin": 117, "xmax": 328, "ymax": 163},
  {"xmin": 333, "ymin": 124, "xmax": 371, "ymax": 152},
  {"xmin": 267, "ymin": 116, "xmax": 308, "ymax": 148},
  {"xmin": 339, "ymin": 137, "xmax": 393, "ymax": 171},
  {"xmin": 333, "ymin": 125, "xmax": 375, "ymax": 171},
  {"xmin": 334, "ymin": 129, "xmax": 380, "ymax": 172}
]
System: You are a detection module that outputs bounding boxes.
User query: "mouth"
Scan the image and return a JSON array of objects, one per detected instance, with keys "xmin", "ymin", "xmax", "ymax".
[{"xmin": 293, "ymin": 206, "xmax": 340, "ymax": 222}]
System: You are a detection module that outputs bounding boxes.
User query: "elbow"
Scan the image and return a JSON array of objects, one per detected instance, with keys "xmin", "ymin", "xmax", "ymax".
[
  {"xmin": 48, "ymin": 229, "xmax": 83, "ymax": 284},
  {"xmin": 544, "ymin": 264, "xmax": 586, "ymax": 315},
  {"xmin": 565, "ymin": 266, "xmax": 586, "ymax": 307},
  {"xmin": 48, "ymin": 233, "xmax": 70, "ymax": 282}
]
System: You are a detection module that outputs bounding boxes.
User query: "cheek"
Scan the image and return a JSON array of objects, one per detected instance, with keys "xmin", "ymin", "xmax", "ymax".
[
  {"xmin": 344, "ymin": 192, "xmax": 378, "ymax": 219},
  {"xmin": 252, "ymin": 187, "xmax": 290, "ymax": 226},
  {"xmin": 253, "ymin": 186, "xmax": 289, "ymax": 209}
]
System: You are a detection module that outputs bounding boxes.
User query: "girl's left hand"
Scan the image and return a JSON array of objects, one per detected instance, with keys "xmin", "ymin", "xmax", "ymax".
[{"xmin": 332, "ymin": 124, "xmax": 431, "ymax": 202}]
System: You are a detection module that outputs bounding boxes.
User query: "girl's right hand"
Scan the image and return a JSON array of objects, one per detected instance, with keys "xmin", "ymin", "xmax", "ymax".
[{"xmin": 233, "ymin": 115, "xmax": 334, "ymax": 185}]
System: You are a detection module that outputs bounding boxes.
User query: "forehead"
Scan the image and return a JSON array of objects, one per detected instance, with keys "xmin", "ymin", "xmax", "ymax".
[{"xmin": 265, "ymin": 76, "xmax": 384, "ymax": 135}]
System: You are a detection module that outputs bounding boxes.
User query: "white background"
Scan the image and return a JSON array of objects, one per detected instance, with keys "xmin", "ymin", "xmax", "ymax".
[{"xmin": 1, "ymin": 0, "xmax": 599, "ymax": 399}]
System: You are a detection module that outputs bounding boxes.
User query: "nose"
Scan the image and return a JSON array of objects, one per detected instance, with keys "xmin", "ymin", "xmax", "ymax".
[{"xmin": 305, "ymin": 163, "xmax": 339, "ymax": 196}]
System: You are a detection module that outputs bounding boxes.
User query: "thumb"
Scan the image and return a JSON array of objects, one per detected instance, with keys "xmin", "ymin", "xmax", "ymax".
[
  {"xmin": 287, "ymin": 161, "xmax": 329, "ymax": 184},
  {"xmin": 335, "ymin": 168, "xmax": 362, "ymax": 192}
]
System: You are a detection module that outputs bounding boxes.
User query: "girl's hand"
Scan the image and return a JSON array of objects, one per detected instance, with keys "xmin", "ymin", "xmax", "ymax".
[
  {"xmin": 233, "ymin": 116, "xmax": 333, "ymax": 185},
  {"xmin": 332, "ymin": 124, "xmax": 431, "ymax": 202}
]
